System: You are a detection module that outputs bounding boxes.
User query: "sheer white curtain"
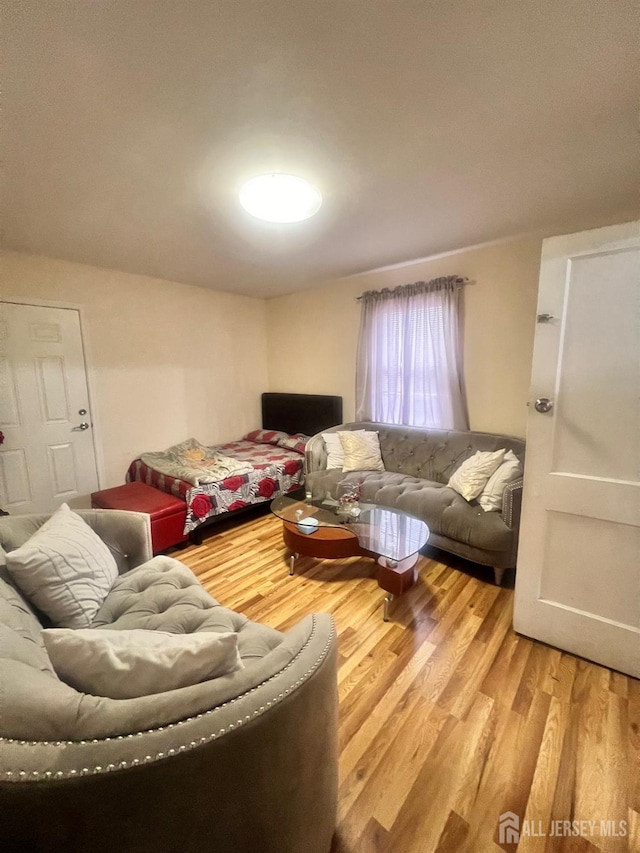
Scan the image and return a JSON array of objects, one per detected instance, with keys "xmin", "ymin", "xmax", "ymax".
[{"xmin": 355, "ymin": 276, "xmax": 469, "ymax": 429}]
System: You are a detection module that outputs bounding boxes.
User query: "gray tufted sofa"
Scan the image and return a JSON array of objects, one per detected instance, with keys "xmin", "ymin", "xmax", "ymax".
[
  {"xmin": 0, "ymin": 509, "xmax": 338, "ymax": 853},
  {"xmin": 305, "ymin": 422, "xmax": 525, "ymax": 585}
]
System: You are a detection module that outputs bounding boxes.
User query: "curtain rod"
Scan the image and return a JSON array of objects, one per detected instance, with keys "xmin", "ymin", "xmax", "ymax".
[{"xmin": 355, "ymin": 275, "xmax": 472, "ymax": 301}]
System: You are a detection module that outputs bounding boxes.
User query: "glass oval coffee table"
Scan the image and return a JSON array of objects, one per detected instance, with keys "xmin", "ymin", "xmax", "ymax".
[{"xmin": 271, "ymin": 494, "xmax": 429, "ymax": 621}]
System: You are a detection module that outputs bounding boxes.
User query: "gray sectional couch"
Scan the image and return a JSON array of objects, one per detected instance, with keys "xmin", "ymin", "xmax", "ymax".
[
  {"xmin": 305, "ymin": 422, "xmax": 525, "ymax": 585},
  {"xmin": 0, "ymin": 509, "xmax": 338, "ymax": 853}
]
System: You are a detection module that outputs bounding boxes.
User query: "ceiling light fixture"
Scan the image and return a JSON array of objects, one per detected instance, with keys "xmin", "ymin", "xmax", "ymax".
[{"xmin": 239, "ymin": 173, "xmax": 322, "ymax": 223}]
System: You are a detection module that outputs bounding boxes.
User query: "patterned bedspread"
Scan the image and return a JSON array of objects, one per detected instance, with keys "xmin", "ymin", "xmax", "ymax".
[
  {"xmin": 141, "ymin": 437, "xmax": 253, "ymax": 486},
  {"xmin": 126, "ymin": 438, "xmax": 305, "ymax": 534}
]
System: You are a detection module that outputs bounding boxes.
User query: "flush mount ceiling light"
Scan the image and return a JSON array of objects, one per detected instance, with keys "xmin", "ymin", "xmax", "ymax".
[{"xmin": 239, "ymin": 173, "xmax": 322, "ymax": 223}]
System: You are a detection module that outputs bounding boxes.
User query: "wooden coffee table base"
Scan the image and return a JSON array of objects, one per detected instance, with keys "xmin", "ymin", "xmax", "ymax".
[{"xmin": 282, "ymin": 521, "xmax": 418, "ymax": 622}]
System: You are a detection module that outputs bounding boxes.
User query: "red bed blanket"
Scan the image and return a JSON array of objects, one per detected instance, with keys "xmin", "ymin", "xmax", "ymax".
[{"xmin": 126, "ymin": 437, "xmax": 306, "ymax": 534}]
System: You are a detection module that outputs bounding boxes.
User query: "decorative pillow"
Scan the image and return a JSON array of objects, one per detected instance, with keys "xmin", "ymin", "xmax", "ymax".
[
  {"xmin": 277, "ymin": 433, "xmax": 310, "ymax": 455},
  {"xmin": 322, "ymin": 432, "xmax": 348, "ymax": 469},
  {"xmin": 5, "ymin": 503, "xmax": 118, "ymax": 629},
  {"xmin": 339, "ymin": 430, "xmax": 385, "ymax": 473},
  {"xmin": 322, "ymin": 430, "xmax": 368, "ymax": 469},
  {"xmin": 447, "ymin": 449, "xmax": 506, "ymax": 502},
  {"xmin": 42, "ymin": 628, "xmax": 243, "ymax": 699},
  {"xmin": 243, "ymin": 429, "xmax": 289, "ymax": 446},
  {"xmin": 478, "ymin": 450, "xmax": 522, "ymax": 512}
]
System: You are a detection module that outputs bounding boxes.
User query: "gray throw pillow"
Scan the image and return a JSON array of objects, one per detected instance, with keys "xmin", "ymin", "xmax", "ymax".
[
  {"xmin": 42, "ymin": 628, "xmax": 243, "ymax": 699},
  {"xmin": 5, "ymin": 503, "xmax": 119, "ymax": 628}
]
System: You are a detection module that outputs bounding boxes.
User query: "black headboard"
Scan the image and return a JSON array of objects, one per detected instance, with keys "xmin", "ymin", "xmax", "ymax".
[{"xmin": 261, "ymin": 393, "xmax": 343, "ymax": 436}]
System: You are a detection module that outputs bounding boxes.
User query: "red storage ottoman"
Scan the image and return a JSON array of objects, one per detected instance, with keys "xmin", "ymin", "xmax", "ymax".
[{"xmin": 91, "ymin": 482, "xmax": 188, "ymax": 554}]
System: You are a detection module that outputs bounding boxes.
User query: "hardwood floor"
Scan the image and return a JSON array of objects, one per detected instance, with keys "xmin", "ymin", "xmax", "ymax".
[{"xmin": 177, "ymin": 512, "xmax": 639, "ymax": 853}]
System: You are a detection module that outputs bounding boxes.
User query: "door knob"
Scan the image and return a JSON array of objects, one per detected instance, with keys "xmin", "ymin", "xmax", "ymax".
[
  {"xmin": 71, "ymin": 422, "xmax": 90, "ymax": 431},
  {"xmin": 534, "ymin": 397, "xmax": 553, "ymax": 414}
]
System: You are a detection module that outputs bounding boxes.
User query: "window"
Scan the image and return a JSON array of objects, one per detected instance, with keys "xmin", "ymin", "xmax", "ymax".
[{"xmin": 355, "ymin": 277, "xmax": 468, "ymax": 429}]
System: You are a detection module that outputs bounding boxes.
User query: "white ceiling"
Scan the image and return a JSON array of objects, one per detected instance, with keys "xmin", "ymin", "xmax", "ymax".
[{"xmin": 3, "ymin": 1, "xmax": 639, "ymax": 298}]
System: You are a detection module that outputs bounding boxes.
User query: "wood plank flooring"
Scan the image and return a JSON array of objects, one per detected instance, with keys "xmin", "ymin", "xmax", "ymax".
[{"xmin": 177, "ymin": 511, "xmax": 639, "ymax": 853}]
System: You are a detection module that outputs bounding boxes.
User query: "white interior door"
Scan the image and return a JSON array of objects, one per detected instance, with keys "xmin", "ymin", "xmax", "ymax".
[
  {"xmin": 514, "ymin": 220, "xmax": 640, "ymax": 678},
  {"xmin": 0, "ymin": 302, "xmax": 99, "ymax": 513}
]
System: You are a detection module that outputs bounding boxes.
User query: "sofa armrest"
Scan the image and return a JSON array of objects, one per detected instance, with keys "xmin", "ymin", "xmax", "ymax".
[
  {"xmin": 77, "ymin": 509, "xmax": 153, "ymax": 571},
  {"xmin": 501, "ymin": 477, "xmax": 523, "ymax": 569},
  {"xmin": 0, "ymin": 613, "xmax": 338, "ymax": 853},
  {"xmin": 305, "ymin": 432, "xmax": 329, "ymax": 474},
  {"xmin": 501, "ymin": 477, "xmax": 523, "ymax": 530},
  {"xmin": 0, "ymin": 510, "xmax": 153, "ymax": 574}
]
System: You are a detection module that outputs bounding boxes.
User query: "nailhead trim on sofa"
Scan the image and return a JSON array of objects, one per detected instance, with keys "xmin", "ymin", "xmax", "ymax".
[{"xmin": 1, "ymin": 615, "xmax": 335, "ymax": 781}]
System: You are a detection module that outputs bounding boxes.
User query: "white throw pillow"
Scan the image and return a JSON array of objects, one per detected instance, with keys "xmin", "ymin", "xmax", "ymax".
[
  {"xmin": 42, "ymin": 628, "xmax": 243, "ymax": 699},
  {"xmin": 322, "ymin": 430, "xmax": 367, "ymax": 469},
  {"xmin": 447, "ymin": 449, "xmax": 506, "ymax": 502},
  {"xmin": 5, "ymin": 503, "xmax": 118, "ymax": 629},
  {"xmin": 339, "ymin": 430, "xmax": 385, "ymax": 473},
  {"xmin": 478, "ymin": 450, "xmax": 522, "ymax": 512}
]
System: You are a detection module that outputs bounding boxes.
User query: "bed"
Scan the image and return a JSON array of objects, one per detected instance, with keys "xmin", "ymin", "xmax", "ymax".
[{"xmin": 126, "ymin": 392, "xmax": 343, "ymax": 541}]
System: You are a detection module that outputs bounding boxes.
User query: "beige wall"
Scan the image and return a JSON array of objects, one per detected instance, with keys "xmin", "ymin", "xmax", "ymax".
[
  {"xmin": 2, "ymin": 252, "xmax": 268, "ymax": 490},
  {"xmin": 2, "ymin": 236, "xmax": 541, "ymax": 500},
  {"xmin": 266, "ymin": 236, "xmax": 542, "ymax": 438}
]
